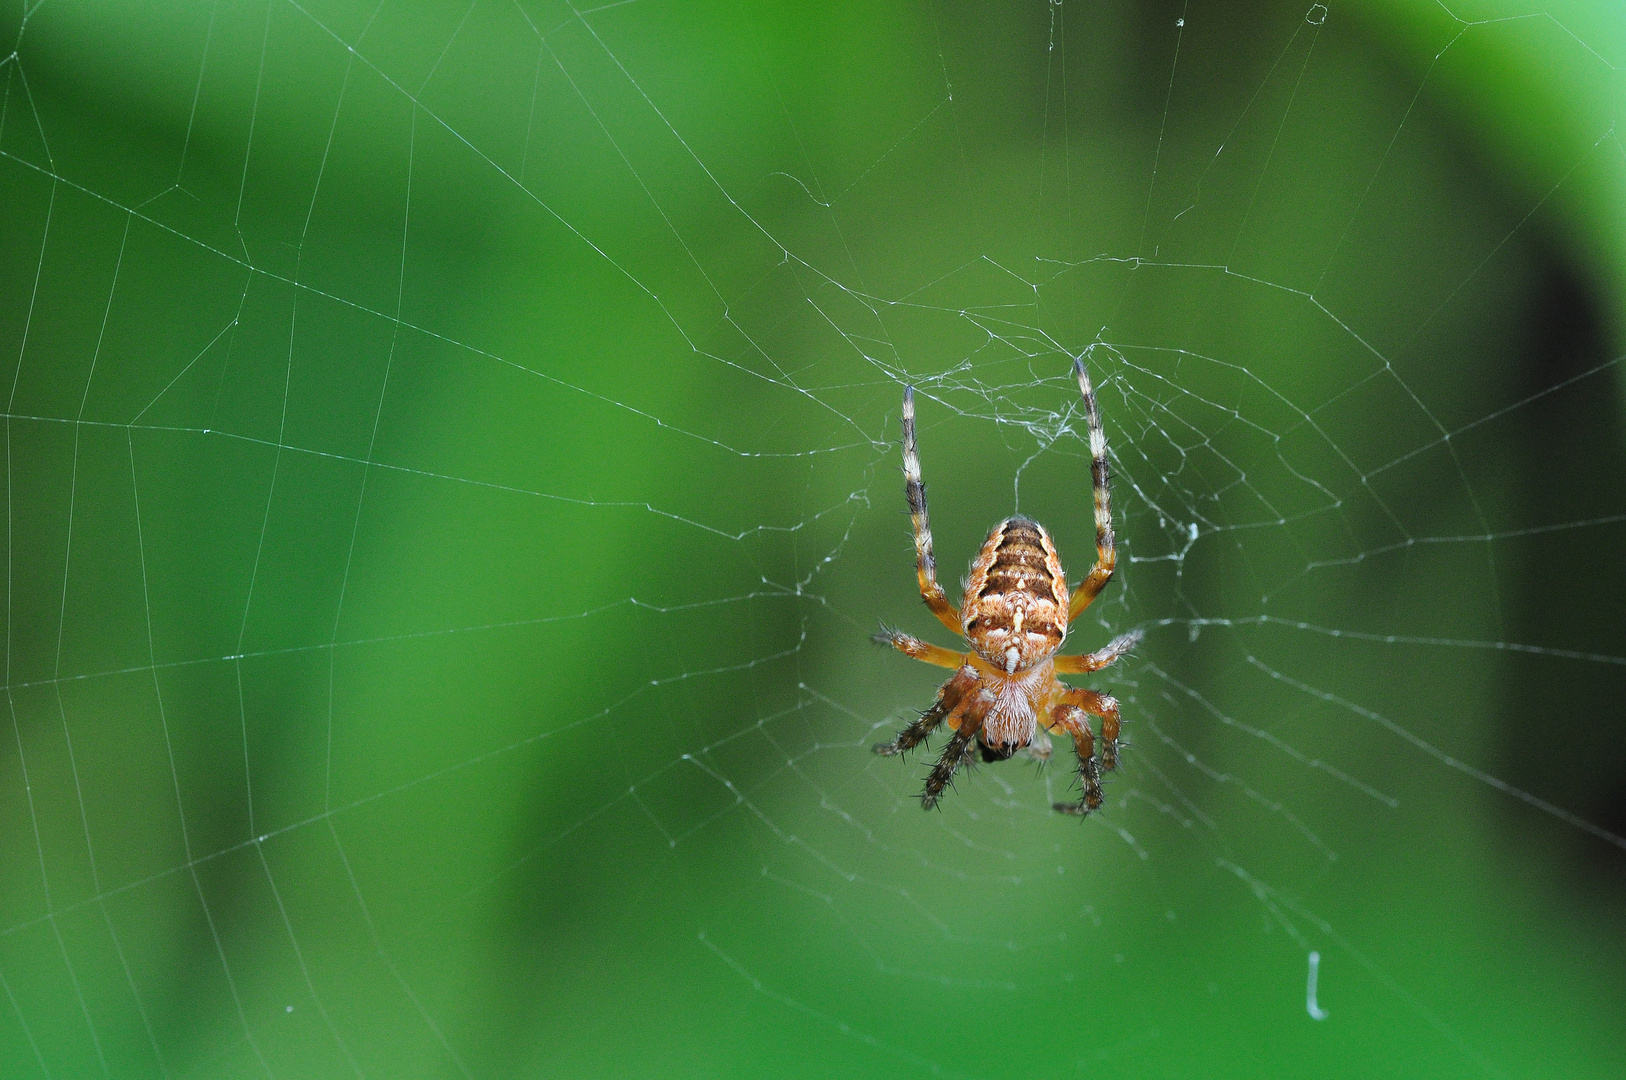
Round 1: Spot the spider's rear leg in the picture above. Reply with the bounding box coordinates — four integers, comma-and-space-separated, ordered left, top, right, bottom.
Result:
1047, 700, 1103, 816
900, 386, 963, 635
874, 665, 978, 757
920, 687, 997, 809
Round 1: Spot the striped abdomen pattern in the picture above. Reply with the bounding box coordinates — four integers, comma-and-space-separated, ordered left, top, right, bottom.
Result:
961, 516, 1068, 675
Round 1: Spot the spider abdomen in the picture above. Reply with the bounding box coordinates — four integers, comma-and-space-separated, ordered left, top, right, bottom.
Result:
962, 516, 1069, 674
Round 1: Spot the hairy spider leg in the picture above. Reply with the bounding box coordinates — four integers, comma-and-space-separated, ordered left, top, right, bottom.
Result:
1053, 628, 1142, 674
1067, 358, 1118, 624
873, 627, 964, 669
902, 386, 963, 635
921, 687, 996, 809
1047, 700, 1103, 815
873, 665, 979, 757
1057, 686, 1122, 771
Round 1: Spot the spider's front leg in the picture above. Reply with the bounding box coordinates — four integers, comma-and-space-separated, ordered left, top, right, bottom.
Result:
920, 686, 997, 809
1047, 698, 1103, 815
1072, 687, 1123, 771
1048, 687, 1124, 814
874, 665, 978, 757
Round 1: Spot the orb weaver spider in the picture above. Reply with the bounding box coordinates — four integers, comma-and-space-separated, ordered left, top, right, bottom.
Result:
874, 359, 1140, 815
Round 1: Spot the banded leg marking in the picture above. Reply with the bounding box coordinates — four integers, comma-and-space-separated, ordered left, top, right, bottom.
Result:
1067, 358, 1118, 623
902, 386, 962, 634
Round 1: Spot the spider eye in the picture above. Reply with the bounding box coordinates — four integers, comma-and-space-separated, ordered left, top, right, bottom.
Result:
964, 618, 979, 633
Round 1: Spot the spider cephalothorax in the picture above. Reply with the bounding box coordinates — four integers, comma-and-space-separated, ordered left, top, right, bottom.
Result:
874, 360, 1140, 814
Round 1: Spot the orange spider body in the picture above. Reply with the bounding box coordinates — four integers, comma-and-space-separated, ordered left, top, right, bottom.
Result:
874, 362, 1140, 814
957, 517, 1067, 751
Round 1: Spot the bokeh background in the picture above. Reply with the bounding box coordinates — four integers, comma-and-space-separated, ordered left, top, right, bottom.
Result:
2, 0, 1624, 1076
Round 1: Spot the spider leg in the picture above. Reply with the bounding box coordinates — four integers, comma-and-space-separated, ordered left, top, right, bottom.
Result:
902, 386, 963, 635
920, 686, 997, 809
1053, 628, 1142, 674
873, 626, 965, 668
1046, 700, 1102, 815
1059, 686, 1123, 772
1066, 358, 1118, 624
874, 665, 978, 757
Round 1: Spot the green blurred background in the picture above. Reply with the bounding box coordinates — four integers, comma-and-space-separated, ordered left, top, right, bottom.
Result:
2, 0, 1624, 1076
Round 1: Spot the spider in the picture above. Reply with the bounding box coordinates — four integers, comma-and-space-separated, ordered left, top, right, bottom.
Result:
874, 359, 1140, 815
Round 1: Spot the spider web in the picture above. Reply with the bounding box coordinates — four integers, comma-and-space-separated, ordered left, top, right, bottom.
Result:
1, 0, 1624, 1076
